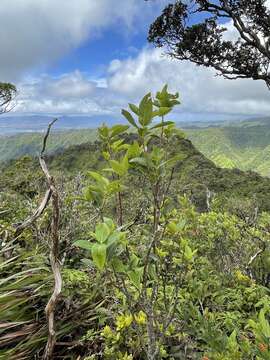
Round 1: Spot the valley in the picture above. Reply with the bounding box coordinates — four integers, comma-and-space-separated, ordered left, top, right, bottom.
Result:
2, 116, 270, 178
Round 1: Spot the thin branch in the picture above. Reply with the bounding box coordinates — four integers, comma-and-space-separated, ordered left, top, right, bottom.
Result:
247, 249, 265, 268
14, 189, 52, 236
41, 118, 58, 155
41, 119, 62, 360
246, 247, 266, 279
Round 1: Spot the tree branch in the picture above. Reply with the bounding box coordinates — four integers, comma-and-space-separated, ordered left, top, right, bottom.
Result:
14, 189, 52, 236
40, 119, 62, 360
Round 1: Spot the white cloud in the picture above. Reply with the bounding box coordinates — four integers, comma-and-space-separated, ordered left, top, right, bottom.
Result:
15, 47, 270, 119
108, 47, 270, 116
36, 71, 97, 98
15, 70, 123, 115
5, 3, 270, 121
0, 0, 165, 81
220, 20, 238, 41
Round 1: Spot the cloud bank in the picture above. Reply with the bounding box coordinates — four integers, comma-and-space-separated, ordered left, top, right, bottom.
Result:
16, 48, 270, 119
0, 0, 166, 81
1, 0, 270, 120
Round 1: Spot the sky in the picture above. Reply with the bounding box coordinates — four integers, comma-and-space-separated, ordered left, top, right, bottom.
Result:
1, 0, 270, 122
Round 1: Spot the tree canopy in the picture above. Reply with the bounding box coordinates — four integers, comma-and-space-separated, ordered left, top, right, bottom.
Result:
148, 0, 270, 88
0, 82, 17, 114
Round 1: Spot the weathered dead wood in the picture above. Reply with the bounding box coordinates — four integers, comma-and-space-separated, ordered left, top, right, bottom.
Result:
246, 235, 266, 280
12, 120, 59, 235
40, 119, 62, 360
14, 189, 52, 235
7, 118, 61, 359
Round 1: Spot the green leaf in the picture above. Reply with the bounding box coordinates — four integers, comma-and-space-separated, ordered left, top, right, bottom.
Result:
98, 124, 109, 140
170, 99, 181, 106
111, 258, 126, 273
138, 127, 148, 138
259, 309, 270, 337
184, 245, 197, 262
74, 240, 93, 251
176, 219, 186, 231
87, 171, 109, 187
127, 267, 143, 289
129, 103, 140, 115
111, 138, 125, 149
150, 121, 174, 130
83, 186, 104, 206
103, 217, 115, 231
167, 222, 178, 234
227, 330, 238, 351
155, 84, 181, 108
139, 93, 151, 109
148, 264, 158, 280
130, 254, 139, 268
91, 244, 107, 270
127, 141, 142, 159
122, 155, 129, 173
107, 232, 121, 246
122, 109, 138, 128
102, 151, 110, 161
107, 180, 123, 194
158, 107, 171, 116
110, 124, 129, 138
110, 155, 129, 176
83, 186, 95, 201
129, 157, 148, 167
95, 223, 111, 243
139, 93, 153, 126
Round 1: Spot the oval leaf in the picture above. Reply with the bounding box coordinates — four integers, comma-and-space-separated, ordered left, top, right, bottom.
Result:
74, 240, 93, 251
122, 109, 138, 128
91, 244, 107, 270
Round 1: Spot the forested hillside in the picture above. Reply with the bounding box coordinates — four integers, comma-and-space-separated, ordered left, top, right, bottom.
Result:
3, 0, 270, 358
3, 131, 270, 213
3, 118, 270, 178
188, 118, 270, 176
0, 129, 96, 163
2, 88, 270, 359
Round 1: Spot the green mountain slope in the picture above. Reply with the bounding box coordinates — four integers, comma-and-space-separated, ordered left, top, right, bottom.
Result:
2, 135, 270, 213
0, 129, 97, 163
187, 120, 270, 176
2, 117, 270, 177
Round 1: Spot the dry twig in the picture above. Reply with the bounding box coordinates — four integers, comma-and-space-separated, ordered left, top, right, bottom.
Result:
40, 119, 62, 360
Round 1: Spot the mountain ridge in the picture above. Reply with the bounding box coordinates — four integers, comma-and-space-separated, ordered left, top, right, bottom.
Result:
2, 116, 270, 176
3, 134, 270, 213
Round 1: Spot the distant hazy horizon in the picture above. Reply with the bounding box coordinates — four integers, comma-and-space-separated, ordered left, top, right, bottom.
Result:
0, 112, 259, 135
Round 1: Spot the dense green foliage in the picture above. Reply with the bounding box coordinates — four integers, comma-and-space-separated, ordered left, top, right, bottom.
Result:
4, 118, 270, 179
188, 119, 270, 176
1, 87, 270, 359
148, 0, 270, 88
0, 129, 97, 163
3, 124, 270, 213
0, 82, 16, 114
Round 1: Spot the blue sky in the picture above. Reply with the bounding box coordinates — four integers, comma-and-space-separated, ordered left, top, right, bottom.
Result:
1, 0, 270, 121
52, 27, 145, 77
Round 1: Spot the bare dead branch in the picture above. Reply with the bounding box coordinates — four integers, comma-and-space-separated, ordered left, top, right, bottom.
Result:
247, 249, 265, 268
41, 118, 58, 155
246, 247, 266, 279
40, 119, 62, 360
245, 233, 266, 279
14, 189, 52, 236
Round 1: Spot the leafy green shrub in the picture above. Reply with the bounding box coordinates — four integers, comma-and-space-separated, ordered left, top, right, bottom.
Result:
2, 86, 270, 359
